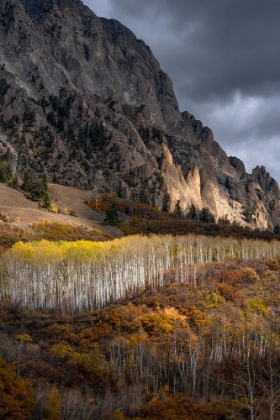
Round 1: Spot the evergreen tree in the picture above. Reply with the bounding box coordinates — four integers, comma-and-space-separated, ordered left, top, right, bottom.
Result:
10, 173, 19, 189
41, 173, 48, 190
242, 206, 255, 223
29, 180, 47, 201
104, 204, 120, 225
199, 207, 215, 223
274, 224, 280, 234
21, 171, 33, 191
21, 172, 51, 206
0, 161, 13, 183
187, 204, 198, 220
162, 193, 171, 213
173, 199, 182, 217
43, 192, 51, 208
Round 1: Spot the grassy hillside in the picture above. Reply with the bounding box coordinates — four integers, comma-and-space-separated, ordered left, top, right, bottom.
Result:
0, 183, 124, 240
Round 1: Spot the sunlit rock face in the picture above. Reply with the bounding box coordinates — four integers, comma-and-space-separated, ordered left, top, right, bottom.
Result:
0, 0, 279, 229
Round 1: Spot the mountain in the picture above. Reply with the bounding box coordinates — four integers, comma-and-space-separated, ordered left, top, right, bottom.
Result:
0, 0, 279, 229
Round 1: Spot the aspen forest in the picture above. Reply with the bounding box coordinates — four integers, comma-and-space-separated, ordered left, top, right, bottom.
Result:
1, 235, 280, 313
1, 227, 280, 419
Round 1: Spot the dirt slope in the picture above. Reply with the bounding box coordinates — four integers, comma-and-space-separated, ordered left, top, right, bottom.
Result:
0, 183, 124, 238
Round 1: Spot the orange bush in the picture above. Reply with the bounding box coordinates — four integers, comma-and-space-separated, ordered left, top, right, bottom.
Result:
0, 358, 35, 420
215, 283, 240, 301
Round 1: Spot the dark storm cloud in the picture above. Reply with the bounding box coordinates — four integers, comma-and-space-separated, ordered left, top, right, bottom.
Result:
105, 0, 280, 99
84, 0, 280, 181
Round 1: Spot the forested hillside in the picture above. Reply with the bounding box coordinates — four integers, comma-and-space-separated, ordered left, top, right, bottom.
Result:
1, 233, 280, 419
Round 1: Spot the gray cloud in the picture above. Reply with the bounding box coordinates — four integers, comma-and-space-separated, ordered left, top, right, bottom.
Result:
84, 0, 280, 182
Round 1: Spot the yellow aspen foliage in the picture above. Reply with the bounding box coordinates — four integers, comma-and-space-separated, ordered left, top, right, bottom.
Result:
10, 241, 35, 262
34, 240, 63, 262
109, 309, 123, 330
202, 290, 226, 309
141, 313, 182, 334
126, 334, 145, 347
51, 343, 76, 360
49, 203, 58, 213
245, 297, 268, 316
15, 334, 32, 343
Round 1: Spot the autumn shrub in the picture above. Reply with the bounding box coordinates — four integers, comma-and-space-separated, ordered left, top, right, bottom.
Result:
86, 193, 117, 212
0, 220, 108, 251
103, 411, 125, 420
0, 357, 35, 420
139, 393, 234, 420
108, 309, 141, 333
0, 211, 10, 222
185, 306, 211, 330
77, 328, 97, 352
48, 203, 58, 213
202, 290, 226, 309
51, 342, 108, 387
240, 267, 260, 283
141, 313, 181, 334
69, 209, 77, 217
32, 220, 107, 241
215, 283, 240, 301
264, 257, 280, 271
214, 268, 243, 285
46, 324, 76, 344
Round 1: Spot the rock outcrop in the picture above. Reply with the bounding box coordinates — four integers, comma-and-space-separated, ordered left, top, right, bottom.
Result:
0, 0, 279, 229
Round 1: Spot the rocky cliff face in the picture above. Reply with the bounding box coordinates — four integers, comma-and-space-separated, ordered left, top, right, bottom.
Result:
0, 0, 279, 229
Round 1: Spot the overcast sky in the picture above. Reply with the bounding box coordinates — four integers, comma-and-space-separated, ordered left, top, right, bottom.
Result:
83, 0, 280, 183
